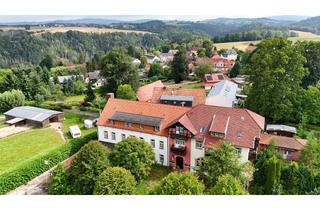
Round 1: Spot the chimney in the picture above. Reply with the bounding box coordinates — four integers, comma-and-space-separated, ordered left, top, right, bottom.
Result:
105, 93, 114, 101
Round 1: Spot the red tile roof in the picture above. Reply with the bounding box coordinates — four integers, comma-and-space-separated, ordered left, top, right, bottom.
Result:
97, 98, 190, 136
170, 104, 265, 149
209, 114, 230, 134
260, 134, 307, 151
136, 80, 164, 102
151, 87, 206, 106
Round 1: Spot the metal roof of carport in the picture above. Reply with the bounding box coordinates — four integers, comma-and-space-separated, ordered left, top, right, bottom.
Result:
4, 106, 62, 122
6, 117, 25, 124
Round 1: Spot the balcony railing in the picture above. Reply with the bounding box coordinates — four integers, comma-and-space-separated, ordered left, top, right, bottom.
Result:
169, 128, 192, 140
171, 144, 187, 155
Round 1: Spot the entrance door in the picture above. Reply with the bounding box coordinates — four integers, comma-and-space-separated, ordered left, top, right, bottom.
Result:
176, 156, 184, 170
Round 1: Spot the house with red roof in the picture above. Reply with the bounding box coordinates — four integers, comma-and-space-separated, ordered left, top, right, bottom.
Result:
136, 80, 164, 102
97, 98, 307, 171
201, 73, 230, 90
259, 134, 307, 161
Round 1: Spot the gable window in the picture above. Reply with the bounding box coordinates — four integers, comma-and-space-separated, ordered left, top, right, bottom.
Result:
121, 134, 126, 140
236, 131, 242, 138
140, 124, 144, 130
159, 154, 164, 165
175, 126, 184, 134
196, 141, 203, 149
154, 126, 160, 132
125, 122, 132, 128
111, 132, 116, 141
150, 139, 155, 148
159, 141, 164, 150
104, 131, 109, 139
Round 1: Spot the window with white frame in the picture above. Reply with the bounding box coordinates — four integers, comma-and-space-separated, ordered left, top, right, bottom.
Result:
121, 134, 126, 140
235, 147, 241, 156
159, 141, 164, 150
195, 158, 203, 167
175, 126, 184, 134
150, 139, 155, 148
154, 126, 160, 132
104, 131, 108, 139
196, 140, 203, 149
159, 154, 164, 165
111, 132, 116, 141
176, 139, 184, 145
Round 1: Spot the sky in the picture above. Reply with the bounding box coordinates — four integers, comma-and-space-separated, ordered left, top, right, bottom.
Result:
0, 0, 319, 22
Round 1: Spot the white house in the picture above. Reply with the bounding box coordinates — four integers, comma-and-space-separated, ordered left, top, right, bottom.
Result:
96, 98, 190, 166
221, 49, 238, 60
206, 80, 238, 108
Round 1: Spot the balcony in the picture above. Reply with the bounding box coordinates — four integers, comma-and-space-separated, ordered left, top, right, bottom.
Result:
169, 128, 192, 140
171, 144, 187, 155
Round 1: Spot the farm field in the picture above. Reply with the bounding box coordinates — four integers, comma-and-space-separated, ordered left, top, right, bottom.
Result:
0, 128, 64, 175
0, 26, 151, 34
215, 30, 320, 50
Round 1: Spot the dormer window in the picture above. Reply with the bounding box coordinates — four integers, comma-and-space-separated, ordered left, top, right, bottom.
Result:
210, 132, 225, 138
125, 122, 132, 128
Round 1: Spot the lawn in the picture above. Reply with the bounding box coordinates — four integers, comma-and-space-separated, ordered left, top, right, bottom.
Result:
0, 115, 8, 129
65, 95, 85, 104
134, 164, 171, 195
181, 82, 202, 89
62, 112, 96, 138
0, 128, 64, 175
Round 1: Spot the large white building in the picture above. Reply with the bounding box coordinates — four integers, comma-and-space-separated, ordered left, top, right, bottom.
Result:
96, 98, 190, 166
206, 80, 238, 108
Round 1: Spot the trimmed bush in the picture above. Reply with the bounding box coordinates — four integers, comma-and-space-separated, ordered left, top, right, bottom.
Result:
94, 167, 136, 195
210, 174, 248, 195
109, 137, 155, 181
48, 164, 72, 195
153, 172, 205, 195
70, 141, 111, 194
0, 131, 97, 195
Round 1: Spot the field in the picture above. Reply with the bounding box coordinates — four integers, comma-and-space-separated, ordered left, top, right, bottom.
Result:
0, 26, 151, 35
134, 165, 171, 195
0, 128, 64, 175
215, 30, 320, 50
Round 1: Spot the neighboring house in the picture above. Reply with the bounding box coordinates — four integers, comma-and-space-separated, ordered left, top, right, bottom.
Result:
231, 75, 248, 88
145, 53, 160, 64
159, 53, 174, 64
266, 124, 297, 137
132, 58, 141, 66
151, 87, 206, 107
85, 71, 105, 88
56, 75, 76, 85
201, 73, 230, 90
221, 49, 238, 60
167, 104, 265, 171
196, 56, 235, 73
259, 134, 307, 161
206, 80, 238, 108
4, 106, 63, 127
136, 80, 164, 102
97, 98, 190, 166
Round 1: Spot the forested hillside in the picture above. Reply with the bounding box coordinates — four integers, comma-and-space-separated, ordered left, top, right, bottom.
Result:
291, 16, 320, 34
0, 30, 164, 67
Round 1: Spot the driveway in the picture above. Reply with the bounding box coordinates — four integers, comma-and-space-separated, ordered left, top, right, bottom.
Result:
0, 125, 32, 139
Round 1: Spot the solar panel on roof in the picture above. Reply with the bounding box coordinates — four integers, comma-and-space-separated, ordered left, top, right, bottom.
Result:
218, 75, 224, 80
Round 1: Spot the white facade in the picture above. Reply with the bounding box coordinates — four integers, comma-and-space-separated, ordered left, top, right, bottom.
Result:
206, 80, 238, 108
190, 138, 205, 172
98, 126, 169, 166
190, 138, 250, 171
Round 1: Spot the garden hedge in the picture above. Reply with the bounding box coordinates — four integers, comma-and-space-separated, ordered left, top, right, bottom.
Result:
0, 131, 97, 194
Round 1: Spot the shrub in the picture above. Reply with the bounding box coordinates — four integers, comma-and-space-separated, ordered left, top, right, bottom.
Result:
0, 131, 97, 195
109, 137, 155, 181
153, 172, 204, 195
94, 167, 136, 195
70, 141, 111, 194
48, 164, 72, 195
210, 174, 248, 195
0, 89, 25, 113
